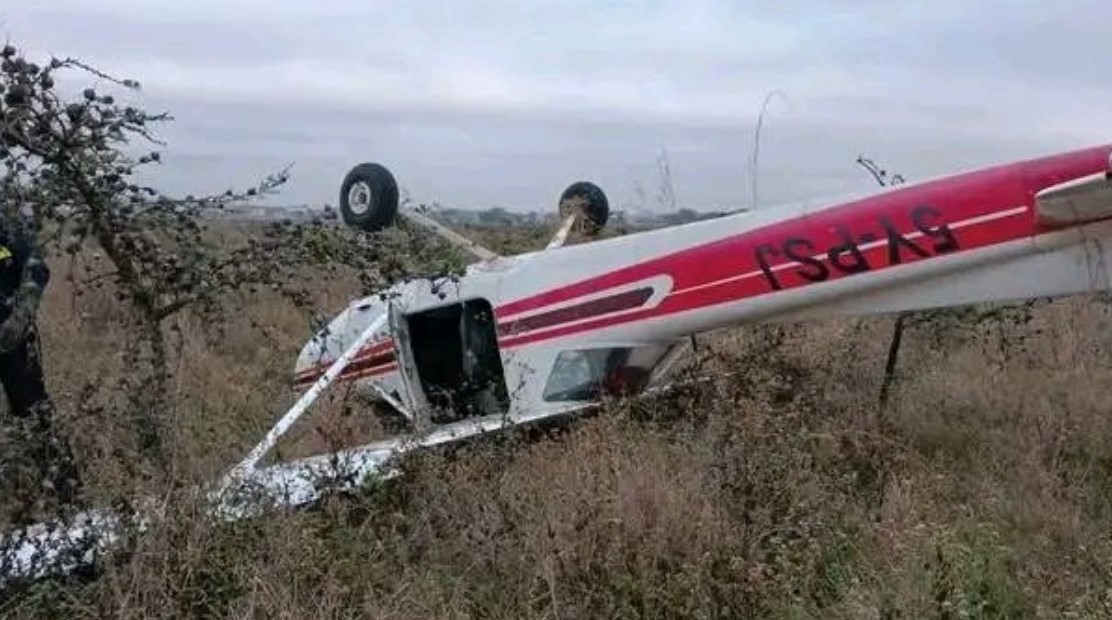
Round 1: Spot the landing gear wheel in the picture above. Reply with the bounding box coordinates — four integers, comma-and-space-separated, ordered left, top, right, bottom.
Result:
339, 163, 400, 233
558, 181, 609, 236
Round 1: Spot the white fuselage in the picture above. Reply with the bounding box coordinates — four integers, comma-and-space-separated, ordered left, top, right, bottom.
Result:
295, 143, 1112, 421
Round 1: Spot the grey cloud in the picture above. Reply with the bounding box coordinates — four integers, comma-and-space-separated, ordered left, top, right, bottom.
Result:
806, 0, 1112, 89
2, 1, 1110, 215
132, 98, 1065, 214
5, 12, 288, 66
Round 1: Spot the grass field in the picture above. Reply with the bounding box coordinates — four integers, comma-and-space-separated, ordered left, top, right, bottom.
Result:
5, 220, 1112, 619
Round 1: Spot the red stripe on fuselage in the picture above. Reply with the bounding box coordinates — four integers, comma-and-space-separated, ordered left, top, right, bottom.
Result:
294, 357, 397, 389
295, 340, 395, 380
296, 287, 656, 386
298, 145, 1111, 388
496, 203, 1030, 348
496, 162, 1027, 321
497, 286, 654, 338
492, 145, 1110, 347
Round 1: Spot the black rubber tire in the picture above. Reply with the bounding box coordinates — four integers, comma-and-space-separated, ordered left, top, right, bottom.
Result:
339, 163, 400, 232
558, 181, 609, 235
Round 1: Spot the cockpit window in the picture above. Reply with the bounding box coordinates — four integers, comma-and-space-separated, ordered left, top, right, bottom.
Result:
542, 344, 675, 402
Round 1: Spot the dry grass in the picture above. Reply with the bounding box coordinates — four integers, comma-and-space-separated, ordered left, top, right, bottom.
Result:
3, 223, 1112, 619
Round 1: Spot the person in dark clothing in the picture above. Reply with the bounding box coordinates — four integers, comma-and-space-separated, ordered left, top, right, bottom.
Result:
0, 209, 80, 523
0, 217, 52, 413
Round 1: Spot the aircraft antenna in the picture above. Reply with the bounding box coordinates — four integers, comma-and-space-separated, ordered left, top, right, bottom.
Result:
749, 89, 789, 209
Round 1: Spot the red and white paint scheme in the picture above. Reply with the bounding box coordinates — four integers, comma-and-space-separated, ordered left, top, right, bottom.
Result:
5, 143, 1112, 586
293, 143, 1112, 427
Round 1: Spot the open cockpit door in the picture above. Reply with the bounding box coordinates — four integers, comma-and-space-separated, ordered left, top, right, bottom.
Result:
403, 298, 512, 423
387, 300, 433, 428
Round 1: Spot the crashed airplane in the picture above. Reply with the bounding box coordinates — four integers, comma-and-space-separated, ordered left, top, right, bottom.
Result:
3, 142, 1112, 586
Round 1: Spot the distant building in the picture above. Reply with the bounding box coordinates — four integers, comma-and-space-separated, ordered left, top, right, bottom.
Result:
214, 203, 335, 223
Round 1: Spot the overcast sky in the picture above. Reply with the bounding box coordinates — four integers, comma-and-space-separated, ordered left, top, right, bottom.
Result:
3, 1, 1110, 214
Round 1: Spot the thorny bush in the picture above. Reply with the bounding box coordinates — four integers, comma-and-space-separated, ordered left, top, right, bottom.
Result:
0, 42, 467, 484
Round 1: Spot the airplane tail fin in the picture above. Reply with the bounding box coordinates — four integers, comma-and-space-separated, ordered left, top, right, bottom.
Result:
1034, 147, 1112, 226
1035, 169, 1112, 227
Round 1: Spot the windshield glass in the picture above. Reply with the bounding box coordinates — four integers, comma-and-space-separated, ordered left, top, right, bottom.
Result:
542, 344, 675, 401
